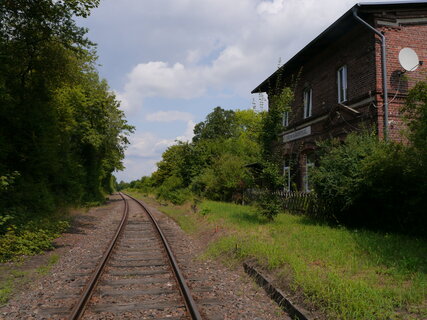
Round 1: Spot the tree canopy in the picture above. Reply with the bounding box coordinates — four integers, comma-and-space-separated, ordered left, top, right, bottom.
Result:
0, 0, 133, 223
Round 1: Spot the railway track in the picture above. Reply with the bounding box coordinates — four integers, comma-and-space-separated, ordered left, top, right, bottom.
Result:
4, 193, 290, 319
67, 192, 202, 319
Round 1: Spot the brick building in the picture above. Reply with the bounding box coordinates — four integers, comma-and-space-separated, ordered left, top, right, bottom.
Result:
252, 1, 427, 192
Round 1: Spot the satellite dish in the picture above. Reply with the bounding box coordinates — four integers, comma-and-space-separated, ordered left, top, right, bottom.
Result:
399, 48, 420, 71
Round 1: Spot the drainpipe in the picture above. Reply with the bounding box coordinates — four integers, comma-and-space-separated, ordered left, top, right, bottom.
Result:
353, 7, 389, 140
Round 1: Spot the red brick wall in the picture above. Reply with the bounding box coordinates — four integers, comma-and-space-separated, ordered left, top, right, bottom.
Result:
285, 23, 376, 125
375, 17, 427, 140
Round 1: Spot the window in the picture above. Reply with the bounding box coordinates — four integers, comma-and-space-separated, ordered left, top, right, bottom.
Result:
283, 111, 289, 127
283, 163, 291, 191
337, 65, 347, 103
303, 88, 312, 118
303, 155, 315, 192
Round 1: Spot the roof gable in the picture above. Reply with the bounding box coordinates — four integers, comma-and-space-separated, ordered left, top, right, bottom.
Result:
252, 1, 427, 94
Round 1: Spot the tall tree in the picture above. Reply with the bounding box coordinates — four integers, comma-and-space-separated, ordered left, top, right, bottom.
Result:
0, 0, 133, 218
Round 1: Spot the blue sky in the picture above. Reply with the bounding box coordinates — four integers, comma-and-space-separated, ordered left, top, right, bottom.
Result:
79, 0, 392, 182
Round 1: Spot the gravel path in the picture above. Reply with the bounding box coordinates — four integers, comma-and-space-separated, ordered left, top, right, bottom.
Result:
0, 194, 289, 319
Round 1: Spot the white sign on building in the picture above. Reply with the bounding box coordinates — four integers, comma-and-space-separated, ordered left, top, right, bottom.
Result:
283, 126, 311, 142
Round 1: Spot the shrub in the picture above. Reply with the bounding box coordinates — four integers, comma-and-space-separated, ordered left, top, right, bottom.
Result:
155, 175, 191, 205
0, 218, 69, 262
312, 131, 426, 235
191, 154, 249, 201
256, 161, 285, 220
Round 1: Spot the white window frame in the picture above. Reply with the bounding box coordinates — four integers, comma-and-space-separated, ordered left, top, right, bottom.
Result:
303, 88, 312, 119
283, 164, 291, 191
303, 156, 315, 192
283, 111, 289, 127
337, 65, 347, 103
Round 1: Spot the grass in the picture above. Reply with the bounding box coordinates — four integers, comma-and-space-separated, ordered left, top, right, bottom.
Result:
130, 192, 427, 320
0, 253, 61, 305
0, 267, 30, 305
0, 279, 13, 304
36, 254, 60, 275
200, 201, 427, 320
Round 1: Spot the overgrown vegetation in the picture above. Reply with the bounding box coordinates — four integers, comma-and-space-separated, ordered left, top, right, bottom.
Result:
0, 217, 69, 262
136, 196, 426, 320
0, 0, 132, 259
311, 79, 427, 235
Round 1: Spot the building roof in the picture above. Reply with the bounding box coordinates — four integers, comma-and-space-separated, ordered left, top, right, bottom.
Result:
251, 1, 427, 94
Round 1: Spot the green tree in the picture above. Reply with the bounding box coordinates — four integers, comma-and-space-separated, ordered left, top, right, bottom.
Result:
192, 107, 236, 142
0, 0, 132, 222
149, 106, 265, 203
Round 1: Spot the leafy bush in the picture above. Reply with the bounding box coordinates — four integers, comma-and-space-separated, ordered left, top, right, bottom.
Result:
191, 154, 249, 201
155, 175, 191, 205
256, 161, 285, 220
312, 131, 426, 235
0, 219, 69, 262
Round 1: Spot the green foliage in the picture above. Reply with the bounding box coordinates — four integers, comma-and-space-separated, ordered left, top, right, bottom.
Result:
403, 81, 427, 154
156, 175, 191, 205
0, 171, 19, 192
0, 218, 69, 262
191, 153, 249, 201
255, 87, 294, 219
36, 254, 60, 275
137, 107, 264, 203
312, 131, 426, 235
152, 142, 195, 188
256, 161, 285, 220
0, 279, 13, 304
260, 87, 293, 160
312, 132, 379, 220
192, 106, 237, 142
0, 0, 133, 224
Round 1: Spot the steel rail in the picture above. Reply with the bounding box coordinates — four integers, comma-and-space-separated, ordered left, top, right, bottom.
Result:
68, 192, 129, 320
125, 193, 203, 320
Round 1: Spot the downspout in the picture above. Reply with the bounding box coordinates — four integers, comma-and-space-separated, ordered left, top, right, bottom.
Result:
353, 7, 389, 140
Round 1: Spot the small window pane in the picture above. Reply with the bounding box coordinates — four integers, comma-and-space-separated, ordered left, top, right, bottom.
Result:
283, 111, 289, 127
304, 155, 315, 192
303, 88, 312, 118
338, 66, 347, 103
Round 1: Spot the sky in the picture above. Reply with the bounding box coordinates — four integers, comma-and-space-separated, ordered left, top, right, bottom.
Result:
79, 0, 395, 182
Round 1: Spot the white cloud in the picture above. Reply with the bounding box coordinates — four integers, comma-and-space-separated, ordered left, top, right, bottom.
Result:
257, 0, 285, 15
115, 0, 364, 114
114, 91, 131, 112
145, 111, 194, 122
116, 119, 195, 181
118, 62, 206, 112
176, 120, 195, 142
126, 132, 173, 159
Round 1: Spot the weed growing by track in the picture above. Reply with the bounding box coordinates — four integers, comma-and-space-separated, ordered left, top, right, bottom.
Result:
0, 253, 61, 304
36, 254, 60, 275
133, 193, 427, 320
0, 217, 69, 262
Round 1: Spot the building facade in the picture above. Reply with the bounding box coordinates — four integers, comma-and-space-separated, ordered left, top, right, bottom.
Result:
252, 1, 427, 191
